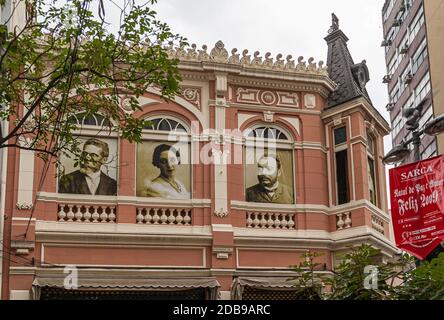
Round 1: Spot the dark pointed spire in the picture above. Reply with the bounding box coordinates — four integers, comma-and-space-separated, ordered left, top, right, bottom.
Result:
324, 13, 372, 108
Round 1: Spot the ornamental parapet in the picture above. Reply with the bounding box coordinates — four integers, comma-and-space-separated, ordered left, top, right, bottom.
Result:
167, 40, 329, 77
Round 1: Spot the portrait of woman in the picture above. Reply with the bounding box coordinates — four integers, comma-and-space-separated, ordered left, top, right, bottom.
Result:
137, 143, 191, 199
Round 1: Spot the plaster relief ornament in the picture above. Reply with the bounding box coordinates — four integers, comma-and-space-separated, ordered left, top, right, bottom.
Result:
263, 52, 273, 68
176, 45, 187, 59
214, 208, 229, 218
169, 41, 328, 75
198, 45, 210, 61
307, 57, 317, 72
251, 51, 262, 67
260, 91, 277, 106
273, 54, 285, 70
181, 87, 201, 109
210, 40, 229, 63
240, 49, 251, 65
285, 55, 295, 70
187, 44, 198, 60
228, 48, 240, 64
296, 56, 306, 71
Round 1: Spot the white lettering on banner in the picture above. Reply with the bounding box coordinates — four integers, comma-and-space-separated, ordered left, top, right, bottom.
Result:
398, 197, 419, 216
400, 165, 433, 181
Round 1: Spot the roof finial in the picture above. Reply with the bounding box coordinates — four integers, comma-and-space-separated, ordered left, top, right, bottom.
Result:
328, 13, 339, 34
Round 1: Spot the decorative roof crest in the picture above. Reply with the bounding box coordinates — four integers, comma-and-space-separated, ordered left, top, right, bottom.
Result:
165, 41, 328, 76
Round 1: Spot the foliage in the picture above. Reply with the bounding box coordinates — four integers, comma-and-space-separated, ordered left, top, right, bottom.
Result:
289, 251, 324, 300
323, 244, 407, 300
396, 252, 444, 300
289, 245, 444, 300
0, 0, 186, 164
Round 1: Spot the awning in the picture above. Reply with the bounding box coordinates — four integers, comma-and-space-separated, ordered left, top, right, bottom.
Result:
32, 276, 220, 300
231, 277, 318, 300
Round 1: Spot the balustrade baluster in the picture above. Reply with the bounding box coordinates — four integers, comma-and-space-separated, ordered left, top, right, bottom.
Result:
67, 205, 75, 222
91, 206, 100, 222
58, 205, 67, 221
176, 209, 184, 225
183, 210, 191, 225
168, 209, 176, 224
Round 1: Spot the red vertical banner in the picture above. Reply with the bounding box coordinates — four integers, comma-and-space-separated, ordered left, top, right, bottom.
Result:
389, 154, 444, 260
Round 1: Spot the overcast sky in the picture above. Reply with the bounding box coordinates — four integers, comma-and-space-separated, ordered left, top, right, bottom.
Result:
152, 0, 392, 149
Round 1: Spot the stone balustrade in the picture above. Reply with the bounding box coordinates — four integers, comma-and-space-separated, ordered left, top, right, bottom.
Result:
246, 212, 295, 230
371, 215, 385, 235
136, 208, 192, 225
57, 204, 116, 223
336, 212, 352, 230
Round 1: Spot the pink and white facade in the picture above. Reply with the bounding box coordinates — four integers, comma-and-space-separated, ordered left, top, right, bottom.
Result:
1, 18, 399, 300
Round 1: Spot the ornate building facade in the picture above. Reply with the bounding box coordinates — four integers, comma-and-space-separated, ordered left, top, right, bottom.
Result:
2, 16, 398, 300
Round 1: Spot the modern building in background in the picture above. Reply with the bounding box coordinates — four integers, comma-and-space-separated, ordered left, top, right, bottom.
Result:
382, 0, 444, 163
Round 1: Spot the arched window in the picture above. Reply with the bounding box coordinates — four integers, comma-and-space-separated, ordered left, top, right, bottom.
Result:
143, 117, 188, 133
68, 112, 110, 127
247, 127, 289, 141
244, 124, 295, 205
59, 112, 118, 197
137, 115, 191, 200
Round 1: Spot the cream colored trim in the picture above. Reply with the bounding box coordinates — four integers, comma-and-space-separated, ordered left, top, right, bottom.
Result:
293, 142, 328, 153
212, 224, 234, 233
35, 267, 213, 278
230, 199, 390, 221
220, 291, 231, 300
321, 97, 391, 134
145, 87, 208, 129
36, 221, 213, 245
36, 220, 211, 235
12, 217, 37, 221
10, 290, 30, 300
228, 75, 334, 98
41, 243, 207, 268
325, 122, 333, 207
17, 147, 35, 210
230, 102, 322, 115
237, 113, 257, 129
280, 117, 300, 136
9, 267, 37, 275
36, 192, 211, 208
234, 226, 398, 253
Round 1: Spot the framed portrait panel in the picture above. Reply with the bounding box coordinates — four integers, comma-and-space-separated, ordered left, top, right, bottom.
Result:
58, 137, 118, 196
244, 147, 294, 204
136, 141, 191, 199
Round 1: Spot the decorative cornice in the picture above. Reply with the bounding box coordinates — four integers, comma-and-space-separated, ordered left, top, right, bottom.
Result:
228, 75, 333, 98
321, 97, 391, 134
168, 41, 328, 76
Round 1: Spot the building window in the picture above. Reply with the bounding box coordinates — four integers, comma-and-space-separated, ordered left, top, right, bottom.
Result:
137, 116, 191, 199
247, 127, 289, 141
409, 5, 425, 43
367, 134, 377, 206
391, 110, 405, 139
414, 72, 431, 106
389, 81, 401, 103
334, 126, 349, 205
418, 105, 433, 130
334, 126, 347, 145
59, 112, 118, 196
383, 0, 395, 22
244, 125, 294, 205
143, 117, 187, 132
411, 38, 428, 74
421, 140, 437, 160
